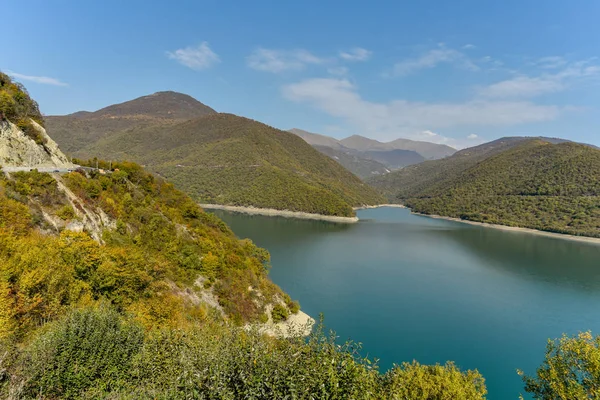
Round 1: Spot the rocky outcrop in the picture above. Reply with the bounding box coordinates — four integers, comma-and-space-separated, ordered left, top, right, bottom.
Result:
53, 176, 116, 242
0, 119, 74, 168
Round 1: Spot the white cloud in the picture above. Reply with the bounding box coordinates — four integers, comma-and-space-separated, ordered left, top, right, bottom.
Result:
6, 71, 68, 86
247, 48, 326, 73
479, 59, 600, 98
339, 47, 372, 62
282, 78, 561, 143
415, 131, 483, 149
480, 76, 564, 98
462, 44, 476, 50
535, 56, 568, 69
167, 42, 220, 70
390, 45, 479, 77
327, 66, 349, 76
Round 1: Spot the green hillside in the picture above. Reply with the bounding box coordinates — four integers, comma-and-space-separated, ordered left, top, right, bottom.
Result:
374, 140, 600, 237
73, 113, 385, 216
0, 164, 295, 329
369, 137, 536, 198
0, 164, 488, 399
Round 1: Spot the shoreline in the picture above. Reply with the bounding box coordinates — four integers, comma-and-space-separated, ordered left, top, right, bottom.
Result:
247, 310, 315, 339
413, 212, 600, 245
353, 204, 406, 210
199, 204, 359, 223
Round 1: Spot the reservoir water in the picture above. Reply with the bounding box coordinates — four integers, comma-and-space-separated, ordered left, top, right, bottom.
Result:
212, 207, 600, 399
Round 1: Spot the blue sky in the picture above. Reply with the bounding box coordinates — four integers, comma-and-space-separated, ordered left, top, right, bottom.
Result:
3, 0, 600, 148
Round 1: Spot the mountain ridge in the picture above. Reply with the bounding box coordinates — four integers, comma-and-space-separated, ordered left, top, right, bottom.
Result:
47, 96, 385, 216
46, 91, 216, 154
288, 128, 449, 179
340, 134, 457, 159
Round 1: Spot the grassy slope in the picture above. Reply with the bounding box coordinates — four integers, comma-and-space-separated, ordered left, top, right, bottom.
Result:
398, 140, 600, 237
79, 113, 385, 216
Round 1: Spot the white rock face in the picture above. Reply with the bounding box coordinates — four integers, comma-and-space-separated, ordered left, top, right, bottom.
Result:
0, 119, 74, 168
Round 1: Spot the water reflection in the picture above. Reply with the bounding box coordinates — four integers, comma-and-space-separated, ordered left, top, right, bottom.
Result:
430, 222, 600, 292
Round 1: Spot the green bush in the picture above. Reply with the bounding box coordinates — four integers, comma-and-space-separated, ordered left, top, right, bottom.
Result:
19, 307, 144, 399
0, 72, 44, 127
56, 204, 76, 220
284, 293, 300, 314
519, 331, 600, 399
17, 118, 47, 145
383, 361, 487, 399
1, 308, 489, 399
271, 303, 289, 323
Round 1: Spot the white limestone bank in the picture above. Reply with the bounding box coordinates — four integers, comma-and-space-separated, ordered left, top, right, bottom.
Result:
353, 204, 406, 210
252, 310, 315, 339
199, 204, 359, 223
414, 212, 600, 245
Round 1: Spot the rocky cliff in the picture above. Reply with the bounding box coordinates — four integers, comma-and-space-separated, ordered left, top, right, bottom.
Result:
0, 119, 74, 168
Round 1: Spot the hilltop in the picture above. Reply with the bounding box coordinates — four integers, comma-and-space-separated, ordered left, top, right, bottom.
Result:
370, 138, 600, 237
289, 128, 345, 149
47, 95, 385, 217
46, 91, 216, 153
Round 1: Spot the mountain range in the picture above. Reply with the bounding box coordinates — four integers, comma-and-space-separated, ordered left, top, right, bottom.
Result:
288, 128, 456, 179
46, 92, 384, 217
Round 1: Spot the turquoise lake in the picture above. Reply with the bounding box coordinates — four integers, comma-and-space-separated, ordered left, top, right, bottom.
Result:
212, 207, 600, 399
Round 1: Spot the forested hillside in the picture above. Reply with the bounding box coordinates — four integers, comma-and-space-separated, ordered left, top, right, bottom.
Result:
71, 113, 385, 216
0, 164, 299, 328
372, 139, 600, 237
0, 165, 489, 398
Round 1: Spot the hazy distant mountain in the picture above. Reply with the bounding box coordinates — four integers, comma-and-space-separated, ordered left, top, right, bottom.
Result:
47, 94, 385, 216
312, 145, 390, 179
387, 138, 457, 159
289, 129, 428, 178
363, 149, 425, 169
340, 135, 456, 160
337, 135, 378, 151
288, 128, 345, 149
46, 91, 216, 154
